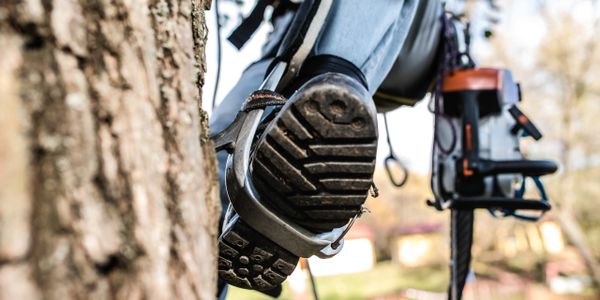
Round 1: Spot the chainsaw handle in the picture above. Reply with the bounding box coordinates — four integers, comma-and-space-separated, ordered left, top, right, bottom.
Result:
479, 159, 557, 177
448, 197, 552, 211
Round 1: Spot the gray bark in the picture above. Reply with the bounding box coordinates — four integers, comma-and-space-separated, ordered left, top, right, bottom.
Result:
0, 0, 220, 299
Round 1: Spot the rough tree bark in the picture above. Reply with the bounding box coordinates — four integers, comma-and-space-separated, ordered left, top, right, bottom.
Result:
0, 0, 220, 299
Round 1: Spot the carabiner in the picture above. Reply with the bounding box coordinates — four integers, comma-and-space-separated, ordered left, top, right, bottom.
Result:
382, 113, 409, 188
384, 153, 409, 187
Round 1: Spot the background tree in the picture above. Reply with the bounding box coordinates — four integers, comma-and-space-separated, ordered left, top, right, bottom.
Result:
479, 0, 600, 289
0, 0, 220, 299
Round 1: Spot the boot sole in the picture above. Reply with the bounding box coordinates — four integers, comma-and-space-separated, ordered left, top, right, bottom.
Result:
218, 74, 378, 291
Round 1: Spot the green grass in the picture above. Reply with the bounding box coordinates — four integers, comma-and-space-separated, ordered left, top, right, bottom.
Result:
226, 261, 447, 300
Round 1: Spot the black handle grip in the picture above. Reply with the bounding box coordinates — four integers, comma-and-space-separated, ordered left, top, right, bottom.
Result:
479, 159, 558, 177
450, 197, 552, 211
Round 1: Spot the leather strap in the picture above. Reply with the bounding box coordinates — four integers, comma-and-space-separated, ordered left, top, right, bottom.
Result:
241, 90, 287, 111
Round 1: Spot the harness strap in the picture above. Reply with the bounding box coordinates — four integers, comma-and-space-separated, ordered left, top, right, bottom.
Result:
228, 0, 301, 50
228, 0, 272, 49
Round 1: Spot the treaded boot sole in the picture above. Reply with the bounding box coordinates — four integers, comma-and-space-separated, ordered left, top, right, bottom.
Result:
253, 73, 378, 232
218, 218, 298, 292
218, 73, 377, 291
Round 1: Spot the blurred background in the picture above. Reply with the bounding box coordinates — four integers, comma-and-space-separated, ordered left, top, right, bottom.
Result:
204, 0, 600, 299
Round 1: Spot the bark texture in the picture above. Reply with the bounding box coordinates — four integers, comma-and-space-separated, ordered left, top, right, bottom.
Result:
0, 0, 220, 299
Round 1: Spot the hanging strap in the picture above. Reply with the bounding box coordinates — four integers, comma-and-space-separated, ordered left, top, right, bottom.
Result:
228, 0, 272, 49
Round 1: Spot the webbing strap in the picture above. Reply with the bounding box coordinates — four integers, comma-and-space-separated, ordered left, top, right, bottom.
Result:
228, 0, 272, 49
487, 176, 549, 221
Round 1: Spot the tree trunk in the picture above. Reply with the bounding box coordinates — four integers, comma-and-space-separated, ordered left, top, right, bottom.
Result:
0, 0, 220, 299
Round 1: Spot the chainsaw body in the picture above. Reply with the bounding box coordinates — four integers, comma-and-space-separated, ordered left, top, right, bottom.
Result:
431, 68, 557, 215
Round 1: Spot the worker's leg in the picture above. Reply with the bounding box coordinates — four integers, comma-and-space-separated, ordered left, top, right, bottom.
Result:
212, 0, 426, 294
312, 0, 418, 93
211, 0, 421, 138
